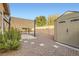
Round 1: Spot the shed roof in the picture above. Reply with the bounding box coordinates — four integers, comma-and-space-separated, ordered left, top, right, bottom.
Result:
55, 11, 79, 22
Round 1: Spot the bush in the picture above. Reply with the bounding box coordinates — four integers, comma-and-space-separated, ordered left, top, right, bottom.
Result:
0, 28, 21, 50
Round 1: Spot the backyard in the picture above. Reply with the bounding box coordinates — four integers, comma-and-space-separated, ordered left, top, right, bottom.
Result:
0, 3, 79, 56
0, 28, 79, 56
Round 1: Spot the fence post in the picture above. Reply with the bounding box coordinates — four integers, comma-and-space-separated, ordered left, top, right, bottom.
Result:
34, 19, 36, 37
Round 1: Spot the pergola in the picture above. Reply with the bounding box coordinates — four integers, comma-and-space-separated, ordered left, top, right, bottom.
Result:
0, 3, 11, 34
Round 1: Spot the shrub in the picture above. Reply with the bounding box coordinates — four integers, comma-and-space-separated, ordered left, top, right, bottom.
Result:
0, 28, 21, 50
9, 28, 21, 49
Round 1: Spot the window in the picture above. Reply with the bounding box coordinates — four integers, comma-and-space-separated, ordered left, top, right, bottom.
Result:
59, 21, 65, 23
71, 19, 79, 22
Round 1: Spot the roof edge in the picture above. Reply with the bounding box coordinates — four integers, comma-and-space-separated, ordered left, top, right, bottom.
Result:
54, 10, 79, 22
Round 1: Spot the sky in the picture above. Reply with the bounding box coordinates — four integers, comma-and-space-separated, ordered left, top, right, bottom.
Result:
9, 3, 79, 20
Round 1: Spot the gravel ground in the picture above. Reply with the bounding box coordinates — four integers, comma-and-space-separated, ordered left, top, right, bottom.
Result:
0, 29, 79, 56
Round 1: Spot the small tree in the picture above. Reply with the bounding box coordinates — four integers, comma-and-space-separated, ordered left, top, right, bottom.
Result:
35, 16, 47, 27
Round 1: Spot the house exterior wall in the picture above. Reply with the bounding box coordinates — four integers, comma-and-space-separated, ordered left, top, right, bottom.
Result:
54, 12, 79, 48
11, 17, 34, 32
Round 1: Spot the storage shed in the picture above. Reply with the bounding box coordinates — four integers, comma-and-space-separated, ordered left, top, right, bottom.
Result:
54, 11, 79, 48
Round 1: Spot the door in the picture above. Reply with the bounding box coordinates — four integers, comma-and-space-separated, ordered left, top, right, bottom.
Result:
67, 18, 79, 48
56, 20, 69, 43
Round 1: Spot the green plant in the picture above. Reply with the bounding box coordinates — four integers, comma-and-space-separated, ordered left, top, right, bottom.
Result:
0, 28, 21, 50
9, 28, 21, 49
10, 39, 20, 49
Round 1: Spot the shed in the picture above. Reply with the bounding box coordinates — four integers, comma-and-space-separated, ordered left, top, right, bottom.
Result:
54, 11, 79, 48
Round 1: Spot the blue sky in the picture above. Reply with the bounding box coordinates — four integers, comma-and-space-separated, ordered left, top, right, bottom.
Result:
9, 3, 79, 20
